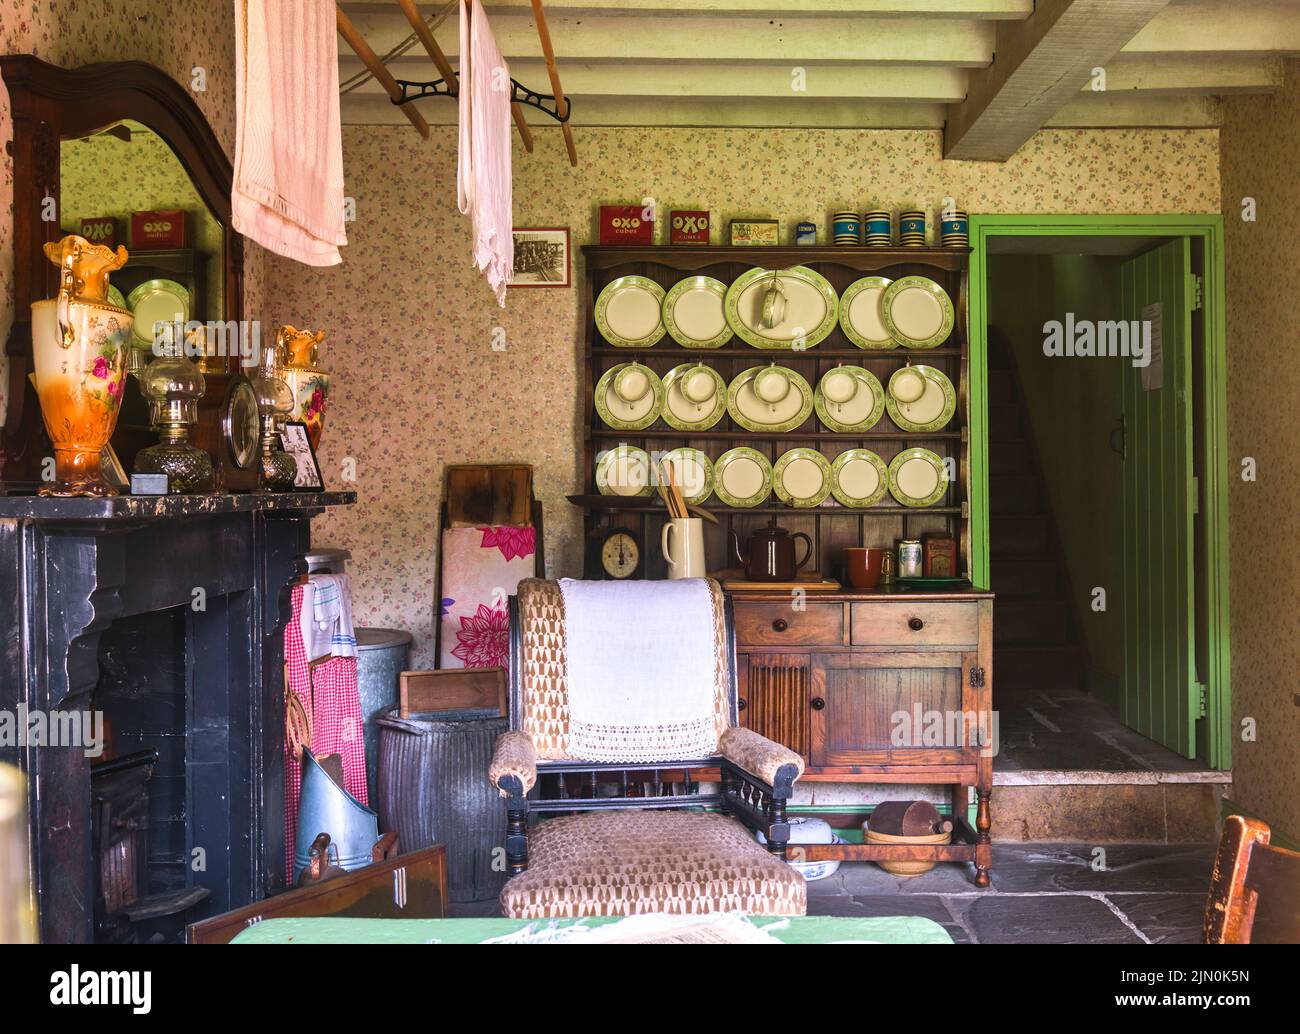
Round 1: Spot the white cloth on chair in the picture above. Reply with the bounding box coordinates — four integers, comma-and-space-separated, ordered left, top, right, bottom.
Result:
558, 578, 718, 763
456, 0, 514, 305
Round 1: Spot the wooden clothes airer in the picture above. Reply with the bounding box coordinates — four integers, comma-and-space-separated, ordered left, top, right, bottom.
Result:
335, 0, 578, 166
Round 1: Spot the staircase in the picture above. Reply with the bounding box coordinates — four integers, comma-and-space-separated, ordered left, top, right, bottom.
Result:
986, 337, 1088, 696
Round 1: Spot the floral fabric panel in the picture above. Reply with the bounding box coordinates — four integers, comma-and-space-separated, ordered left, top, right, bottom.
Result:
439, 524, 537, 675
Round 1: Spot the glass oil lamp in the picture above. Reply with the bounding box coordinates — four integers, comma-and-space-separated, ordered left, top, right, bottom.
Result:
251, 342, 298, 491
134, 322, 214, 493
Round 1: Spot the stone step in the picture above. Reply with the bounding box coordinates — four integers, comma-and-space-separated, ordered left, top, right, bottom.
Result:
989, 554, 1062, 598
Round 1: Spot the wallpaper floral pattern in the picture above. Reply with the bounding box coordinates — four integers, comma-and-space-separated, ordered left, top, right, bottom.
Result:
1220, 60, 1300, 841
257, 123, 1220, 667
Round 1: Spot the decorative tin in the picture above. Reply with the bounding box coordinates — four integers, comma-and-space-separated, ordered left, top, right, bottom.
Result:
899, 210, 926, 247
898, 539, 923, 578
795, 220, 817, 245
130, 209, 189, 250
599, 204, 653, 245
729, 219, 779, 246
831, 210, 861, 246
863, 210, 892, 246
922, 534, 958, 577
941, 209, 969, 248
78, 216, 119, 248
670, 209, 710, 245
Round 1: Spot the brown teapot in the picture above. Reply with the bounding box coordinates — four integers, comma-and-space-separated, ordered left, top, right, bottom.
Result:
730, 517, 813, 582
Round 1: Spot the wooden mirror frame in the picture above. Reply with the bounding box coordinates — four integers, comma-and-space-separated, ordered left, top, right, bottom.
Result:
0, 56, 244, 483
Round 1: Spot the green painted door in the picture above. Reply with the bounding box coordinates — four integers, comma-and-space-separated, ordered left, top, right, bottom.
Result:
1118, 239, 1197, 758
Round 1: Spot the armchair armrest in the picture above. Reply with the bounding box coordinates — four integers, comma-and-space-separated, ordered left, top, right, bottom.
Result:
718, 727, 804, 791
489, 730, 538, 797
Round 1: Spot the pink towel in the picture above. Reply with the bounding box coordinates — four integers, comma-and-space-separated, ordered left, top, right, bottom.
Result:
233, 0, 348, 266
457, 0, 514, 306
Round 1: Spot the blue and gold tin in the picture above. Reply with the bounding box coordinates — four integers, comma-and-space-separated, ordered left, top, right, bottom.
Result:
832, 210, 862, 245
795, 220, 818, 245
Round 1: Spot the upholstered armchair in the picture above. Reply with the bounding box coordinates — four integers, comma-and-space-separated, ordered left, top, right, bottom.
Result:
488, 578, 806, 919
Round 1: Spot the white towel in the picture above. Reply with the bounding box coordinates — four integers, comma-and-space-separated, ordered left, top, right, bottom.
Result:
233, 0, 348, 266
300, 574, 358, 663
559, 578, 719, 763
457, 0, 514, 306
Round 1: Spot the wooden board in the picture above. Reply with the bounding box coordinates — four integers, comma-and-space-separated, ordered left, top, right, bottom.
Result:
723, 578, 841, 592
400, 667, 507, 718
445, 464, 534, 527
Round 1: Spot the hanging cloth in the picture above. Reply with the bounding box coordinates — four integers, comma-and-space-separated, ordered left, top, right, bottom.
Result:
457, 0, 514, 305
233, 0, 349, 266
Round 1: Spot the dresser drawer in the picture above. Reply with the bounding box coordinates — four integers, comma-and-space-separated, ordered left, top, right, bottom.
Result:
850, 601, 979, 648
734, 602, 843, 646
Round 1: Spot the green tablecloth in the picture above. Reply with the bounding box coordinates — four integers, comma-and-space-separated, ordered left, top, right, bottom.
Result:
231, 915, 952, 945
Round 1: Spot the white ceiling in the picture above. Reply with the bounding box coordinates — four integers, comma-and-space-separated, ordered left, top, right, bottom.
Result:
336, 0, 1300, 157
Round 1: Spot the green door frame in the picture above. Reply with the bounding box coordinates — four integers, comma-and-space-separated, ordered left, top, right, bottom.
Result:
967, 213, 1231, 770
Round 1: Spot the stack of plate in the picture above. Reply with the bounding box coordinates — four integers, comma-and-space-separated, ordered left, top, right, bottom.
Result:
899, 210, 927, 247
941, 209, 969, 249
863, 209, 892, 247
831, 210, 861, 246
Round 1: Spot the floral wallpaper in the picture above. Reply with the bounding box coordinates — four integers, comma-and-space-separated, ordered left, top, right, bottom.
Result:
1220, 60, 1300, 842
257, 123, 1221, 667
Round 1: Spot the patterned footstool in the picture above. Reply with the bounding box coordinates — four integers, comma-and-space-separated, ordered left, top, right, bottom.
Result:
499, 809, 807, 919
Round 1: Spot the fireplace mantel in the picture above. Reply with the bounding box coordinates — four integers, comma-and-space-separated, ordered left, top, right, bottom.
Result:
0, 491, 355, 943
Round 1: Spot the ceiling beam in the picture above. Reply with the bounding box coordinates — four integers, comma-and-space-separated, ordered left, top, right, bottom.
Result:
1049, 93, 1222, 127
1088, 55, 1284, 95
341, 0, 1031, 16
1122, 1, 1300, 57
943, 0, 1171, 161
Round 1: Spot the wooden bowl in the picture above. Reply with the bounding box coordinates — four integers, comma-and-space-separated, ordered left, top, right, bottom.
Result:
863, 827, 952, 877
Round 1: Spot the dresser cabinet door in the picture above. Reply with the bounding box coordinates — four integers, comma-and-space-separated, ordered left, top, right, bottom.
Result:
808, 652, 981, 768
737, 652, 811, 760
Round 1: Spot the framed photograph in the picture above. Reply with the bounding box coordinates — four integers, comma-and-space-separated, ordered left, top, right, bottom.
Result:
279, 421, 324, 491
510, 227, 571, 287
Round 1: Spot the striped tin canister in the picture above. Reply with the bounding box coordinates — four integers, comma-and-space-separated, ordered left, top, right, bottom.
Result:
941, 209, 969, 248
863, 209, 892, 247
832, 210, 862, 246
899, 210, 927, 247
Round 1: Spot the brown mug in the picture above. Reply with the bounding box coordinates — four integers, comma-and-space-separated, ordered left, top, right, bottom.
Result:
843, 546, 886, 589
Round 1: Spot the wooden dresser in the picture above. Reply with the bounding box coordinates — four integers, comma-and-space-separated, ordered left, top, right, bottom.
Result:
732, 586, 994, 885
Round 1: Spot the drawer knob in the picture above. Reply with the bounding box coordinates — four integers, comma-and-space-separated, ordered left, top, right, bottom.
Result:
772, 618, 789, 632
810, 697, 825, 711
908, 617, 924, 631
737, 698, 747, 711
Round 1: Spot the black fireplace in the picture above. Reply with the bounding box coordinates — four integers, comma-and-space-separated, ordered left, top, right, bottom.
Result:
0, 491, 353, 943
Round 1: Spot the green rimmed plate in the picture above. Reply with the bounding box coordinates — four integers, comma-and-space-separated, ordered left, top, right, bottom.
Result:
660, 447, 714, 506
661, 362, 726, 432
838, 275, 897, 350
127, 277, 190, 347
815, 365, 885, 433
662, 276, 731, 348
880, 276, 954, 349
724, 265, 838, 350
713, 447, 772, 508
888, 447, 949, 508
773, 448, 833, 508
727, 364, 814, 433
107, 284, 128, 311
594, 361, 665, 431
884, 364, 956, 433
595, 275, 666, 347
596, 444, 654, 498
831, 449, 890, 507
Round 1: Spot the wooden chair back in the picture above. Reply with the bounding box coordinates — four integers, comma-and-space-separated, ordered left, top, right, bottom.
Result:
1204, 815, 1300, 943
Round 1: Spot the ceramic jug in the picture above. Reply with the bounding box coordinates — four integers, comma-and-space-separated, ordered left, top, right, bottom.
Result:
276, 324, 330, 449
730, 516, 813, 582
30, 234, 132, 497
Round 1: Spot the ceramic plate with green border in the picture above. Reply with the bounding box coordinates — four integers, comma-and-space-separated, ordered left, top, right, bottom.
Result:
879, 275, 954, 350
594, 362, 665, 431
107, 284, 128, 311
884, 364, 956, 433
662, 276, 732, 348
713, 447, 773, 508
727, 364, 814, 433
660, 362, 727, 432
127, 277, 190, 347
595, 275, 666, 347
596, 444, 654, 497
815, 366, 885, 433
660, 447, 714, 505
831, 448, 890, 507
838, 275, 897, 350
773, 447, 833, 508
724, 266, 838, 350
887, 447, 949, 508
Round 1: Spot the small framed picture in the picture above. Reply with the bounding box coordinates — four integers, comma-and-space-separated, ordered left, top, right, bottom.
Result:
510, 227, 570, 287
279, 421, 324, 491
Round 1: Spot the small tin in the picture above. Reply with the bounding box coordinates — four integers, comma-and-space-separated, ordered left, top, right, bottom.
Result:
940, 209, 969, 248
831, 210, 861, 246
863, 209, 892, 246
897, 539, 923, 578
599, 204, 654, 245
922, 534, 958, 577
671, 209, 710, 245
729, 219, 779, 246
795, 220, 818, 246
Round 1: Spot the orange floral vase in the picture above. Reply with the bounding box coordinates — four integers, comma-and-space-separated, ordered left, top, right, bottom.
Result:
30, 235, 133, 496
276, 325, 330, 450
